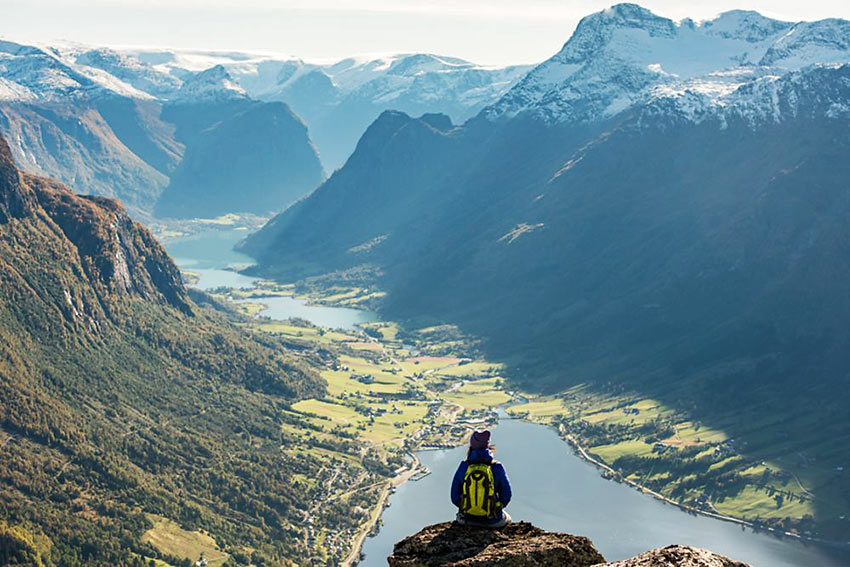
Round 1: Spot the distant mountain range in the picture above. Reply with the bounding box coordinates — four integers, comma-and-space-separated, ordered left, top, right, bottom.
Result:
0, 40, 529, 217
122, 49, 532, 170
241, 4, 850, 539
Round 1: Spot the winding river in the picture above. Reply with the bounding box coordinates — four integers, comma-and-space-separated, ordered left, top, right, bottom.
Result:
165, 227, 378, 329
164, 228, 849, 567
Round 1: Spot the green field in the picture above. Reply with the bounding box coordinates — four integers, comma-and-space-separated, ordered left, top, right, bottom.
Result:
589, 439, 656, 462
506, 396, 567, 421
713, 485, 815, 519
442, 380, 512, 411
142, 516, 230, 567
507, 386, 830, 532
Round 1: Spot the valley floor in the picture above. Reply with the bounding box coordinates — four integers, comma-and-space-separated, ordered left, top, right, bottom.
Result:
235, 308, 509, 565
147, 217, 848, 564
131, 276, 510, 565
271, 281, 849, 552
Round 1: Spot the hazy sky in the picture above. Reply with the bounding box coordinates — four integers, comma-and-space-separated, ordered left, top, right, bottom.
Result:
3, 0, 850, 65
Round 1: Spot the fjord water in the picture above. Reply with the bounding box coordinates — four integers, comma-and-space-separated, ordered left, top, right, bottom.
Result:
165, 228, 846, 567
164, 227, 379, 329
360, 415, 848, 567
165, 227, 259, 289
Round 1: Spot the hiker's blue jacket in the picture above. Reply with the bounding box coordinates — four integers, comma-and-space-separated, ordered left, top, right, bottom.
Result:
450, 448, 512, 509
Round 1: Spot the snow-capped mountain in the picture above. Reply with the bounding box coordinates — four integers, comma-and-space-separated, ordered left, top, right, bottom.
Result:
123, 48, 528, 108
123, 49, 531, 167
0, 39, 528, 209
4, 3, 847, 214
638, 63, 850, 126
0, 41, 530, 168
484, 3, 850, 123
0, 40, 152, 102
0, 40, 326, 217
172, 64, 247, 102
68, 45, 181, 98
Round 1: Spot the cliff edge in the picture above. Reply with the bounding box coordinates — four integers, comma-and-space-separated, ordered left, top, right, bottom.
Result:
387, 522, 749, 567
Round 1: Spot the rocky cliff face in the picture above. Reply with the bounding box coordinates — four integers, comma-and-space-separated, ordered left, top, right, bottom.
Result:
0, 134, 190, 316
154, 100, 325, 218
388, 523, 749, 567
388, 522, 604, 567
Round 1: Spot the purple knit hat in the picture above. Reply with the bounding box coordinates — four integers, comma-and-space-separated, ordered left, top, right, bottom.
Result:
469, 430, 491, 450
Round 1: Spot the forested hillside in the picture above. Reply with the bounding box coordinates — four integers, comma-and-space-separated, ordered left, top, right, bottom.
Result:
0, 135, 348, 566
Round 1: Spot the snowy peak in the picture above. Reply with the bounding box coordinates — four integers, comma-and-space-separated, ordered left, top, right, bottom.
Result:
485, 4, 850, 123
642, 63, 850, 125
0, 41, 96, 101
760, 19, 850, 67
0, 41, 160, 101
558, 3, 676, 63
71, 47, 180, 98
702, 10, 792, 42
385, 53, 472, 76
174, 64, 247, 102
0, 39, 528, 117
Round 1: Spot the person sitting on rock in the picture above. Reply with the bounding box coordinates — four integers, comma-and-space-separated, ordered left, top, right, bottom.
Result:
451, 429, 512, 528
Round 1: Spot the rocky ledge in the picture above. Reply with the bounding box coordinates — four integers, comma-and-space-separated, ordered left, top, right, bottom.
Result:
604, 545, 749, 567
387, 522, 749, 567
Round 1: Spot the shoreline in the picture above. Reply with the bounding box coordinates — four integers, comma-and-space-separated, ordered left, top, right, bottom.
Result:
342, 401, 850, 567
558, 425, 850, 553
341, 453, 423, 567
343, 409, 850, 567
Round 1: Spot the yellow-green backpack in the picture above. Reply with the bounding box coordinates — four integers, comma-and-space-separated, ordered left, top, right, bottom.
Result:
461, 463, 497, 519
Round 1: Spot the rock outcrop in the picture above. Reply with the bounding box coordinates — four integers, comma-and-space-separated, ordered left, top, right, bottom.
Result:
602, 545, 749, 567
387, 523, 750, 567
388, 522, 605, 567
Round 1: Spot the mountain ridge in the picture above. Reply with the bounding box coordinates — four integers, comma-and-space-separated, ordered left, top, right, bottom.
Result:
1, 38, 530, 208
0, 37, 327, 219
2, 40, 531, 170
483, 3, 850, 123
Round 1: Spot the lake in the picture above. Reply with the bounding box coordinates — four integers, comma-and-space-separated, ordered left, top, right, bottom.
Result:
359, 415, 849, 567
163, 227, 379, 329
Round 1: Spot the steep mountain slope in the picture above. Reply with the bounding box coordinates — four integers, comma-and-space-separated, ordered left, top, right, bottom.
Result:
155, 100, 324, 218
241, 5, 850, 539
0, 100, 171, 213
239, 109, 469, 271
258, 54, 531, 169
0, 135, 341, 566
0, 41, 175, 214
